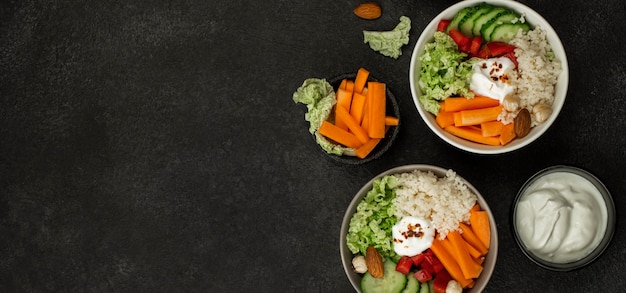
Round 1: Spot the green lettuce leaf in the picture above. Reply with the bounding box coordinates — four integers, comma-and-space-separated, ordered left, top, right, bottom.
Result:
418, 31, 477, 115
363, 16, 411, 59
346, 175, 400, 261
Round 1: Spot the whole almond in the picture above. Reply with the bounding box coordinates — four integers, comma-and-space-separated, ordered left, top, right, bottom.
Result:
354, 2, 382, 20
514, 108, 531, 138
365, 246, 384, 278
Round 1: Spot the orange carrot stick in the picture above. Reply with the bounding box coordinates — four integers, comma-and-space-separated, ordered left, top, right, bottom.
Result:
464, 238, 482, 259
459, 223, 488, 256
336, 105, 370, 144
339, 79, 347, 90
454, 105, 503, 127
335, 87, 353, 130
350, 92, 367, 125
354, 68, 370, 94
470, 210, 491, 249
384, 116, 399, 126
367, 81, 386, 138
355, 137, 382, 159
436, 111, 455, 128
317, 121, 362, 149
444, 125, 501, 146
481, 120, 506, 137
447, 231, 483, 279
431, 238, 474, 288
499, 123, 516, 145
346, 80, 354, 93
443, 96, 500, 112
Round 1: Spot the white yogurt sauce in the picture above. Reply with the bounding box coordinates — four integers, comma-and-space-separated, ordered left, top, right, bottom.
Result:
470, 57, 517, 101
515, 171, 608, 263
392, 216, 435, 256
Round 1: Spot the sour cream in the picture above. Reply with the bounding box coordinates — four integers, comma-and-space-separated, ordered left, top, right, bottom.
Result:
514, 171, 608, 263
392, 216, 435, 256
470, 57, 517, 101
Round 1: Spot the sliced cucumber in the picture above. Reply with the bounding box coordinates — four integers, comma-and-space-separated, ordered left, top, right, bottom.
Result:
446, 7, 473, 33
481, 12, 518, 42
402, 273, 420, 293
419, 281, 430, 293
490, 22, 530, 42
459, 4, 493, 36
361, 259, 408, 293
471, 7, 508, 37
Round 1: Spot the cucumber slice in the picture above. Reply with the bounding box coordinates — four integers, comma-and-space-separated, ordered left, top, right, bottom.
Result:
471, 7, 508, 37
446, 7, 473, 33
459, 4, 493, 36
361, 259, 408, 293
419, 281, 430, 293
402, 273, 420, 293
481, 12, 518, 42
490, 22, 531, 42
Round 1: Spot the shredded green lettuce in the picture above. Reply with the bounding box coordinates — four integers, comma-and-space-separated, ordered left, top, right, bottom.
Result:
363, 16, 411, 59
418, 31, 477, 115
346, 175, 400, 261
292, 78, 354, 156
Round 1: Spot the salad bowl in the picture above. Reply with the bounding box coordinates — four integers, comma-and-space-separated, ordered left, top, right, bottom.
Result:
409, 0, 569, 154
340, 165, 498, 292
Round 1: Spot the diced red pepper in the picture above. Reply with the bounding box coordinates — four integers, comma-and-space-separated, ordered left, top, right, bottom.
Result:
448, 29, 471, 52
395, 256, 413, 275
411, 253, 426, 266
421, 256, 435, 275
469, 36, 483, 56
432, 269, 453, 293
414, 269, 433, 283
503, 51, 519, 68
437, 19, 451, 32
430, 256, 444, 274
486, 41, 517, 57
476, 44, 491, 59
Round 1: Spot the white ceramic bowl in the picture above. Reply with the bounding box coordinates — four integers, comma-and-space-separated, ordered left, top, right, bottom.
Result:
409, 0, 569, 154
340, 165, 498, 292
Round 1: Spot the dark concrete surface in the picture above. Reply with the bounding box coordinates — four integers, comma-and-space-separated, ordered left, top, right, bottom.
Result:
1, 0, 625, 292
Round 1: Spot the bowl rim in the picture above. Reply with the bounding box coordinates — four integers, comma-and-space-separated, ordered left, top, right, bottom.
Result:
339, 164, 499, 292
511, 165, 616, 271
408, 0, 570, 154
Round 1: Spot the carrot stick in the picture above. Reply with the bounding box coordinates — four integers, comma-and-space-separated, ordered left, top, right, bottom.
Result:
355, 137, 382, 159
346, 80, 354, 93
336, 105, 370, 144
481, 120, 506, 137
335, 87, 353, 130
350, 92, 367, 125
470, 204, 481, 212
454, 105, 503, 127
317, 121, 362, 149
436, 111, 455, 128
431, 238, 474, 288
361, 93, 370, 131
443, 96, 500, 112
464, 238, 482, 259
439, 101, 446, 112
499, 123, 516, 145
384, 116, 399, 126
447, 231, 483, 279
444, 125, 501, 146
459, 223, 488, 256
367, 81, 386, 138
339, 79, 347, 90
354, 68, 370, 94
470, 210, 491, 249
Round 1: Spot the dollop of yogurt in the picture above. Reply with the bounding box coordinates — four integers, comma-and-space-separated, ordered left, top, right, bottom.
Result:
515, 171, 608, 263
392, 216, 435, 256
470, 57, 517, 101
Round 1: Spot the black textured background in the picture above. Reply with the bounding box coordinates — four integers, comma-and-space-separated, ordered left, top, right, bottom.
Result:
1, 0, 625, 292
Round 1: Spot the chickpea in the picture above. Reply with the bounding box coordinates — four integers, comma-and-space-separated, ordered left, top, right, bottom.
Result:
502, 95, 521, 112
532, 103, 553, 123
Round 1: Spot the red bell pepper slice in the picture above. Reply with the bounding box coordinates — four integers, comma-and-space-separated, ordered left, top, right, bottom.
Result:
432, 269, 453, 293
503, 51, 519, 67
448, 29, 471, 52
469, 36, 483, 56
411, 253, 426, 266
414, 269, 433, 283
486, 41, 517, 57
437, 19, 451, 32
395, 256, 413, 275
476, 44, 491, 59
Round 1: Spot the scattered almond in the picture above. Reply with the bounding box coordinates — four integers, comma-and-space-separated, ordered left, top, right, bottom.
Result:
514, 108, 531, 138
354, 2, 382, 20
365, 246, 384, 278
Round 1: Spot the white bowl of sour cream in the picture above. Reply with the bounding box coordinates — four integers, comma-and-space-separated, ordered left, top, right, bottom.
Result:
408, 0, 569, 154
512, 166, 615, 271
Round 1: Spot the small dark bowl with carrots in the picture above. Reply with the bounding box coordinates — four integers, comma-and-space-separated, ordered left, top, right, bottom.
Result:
320, 68, 401, 164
